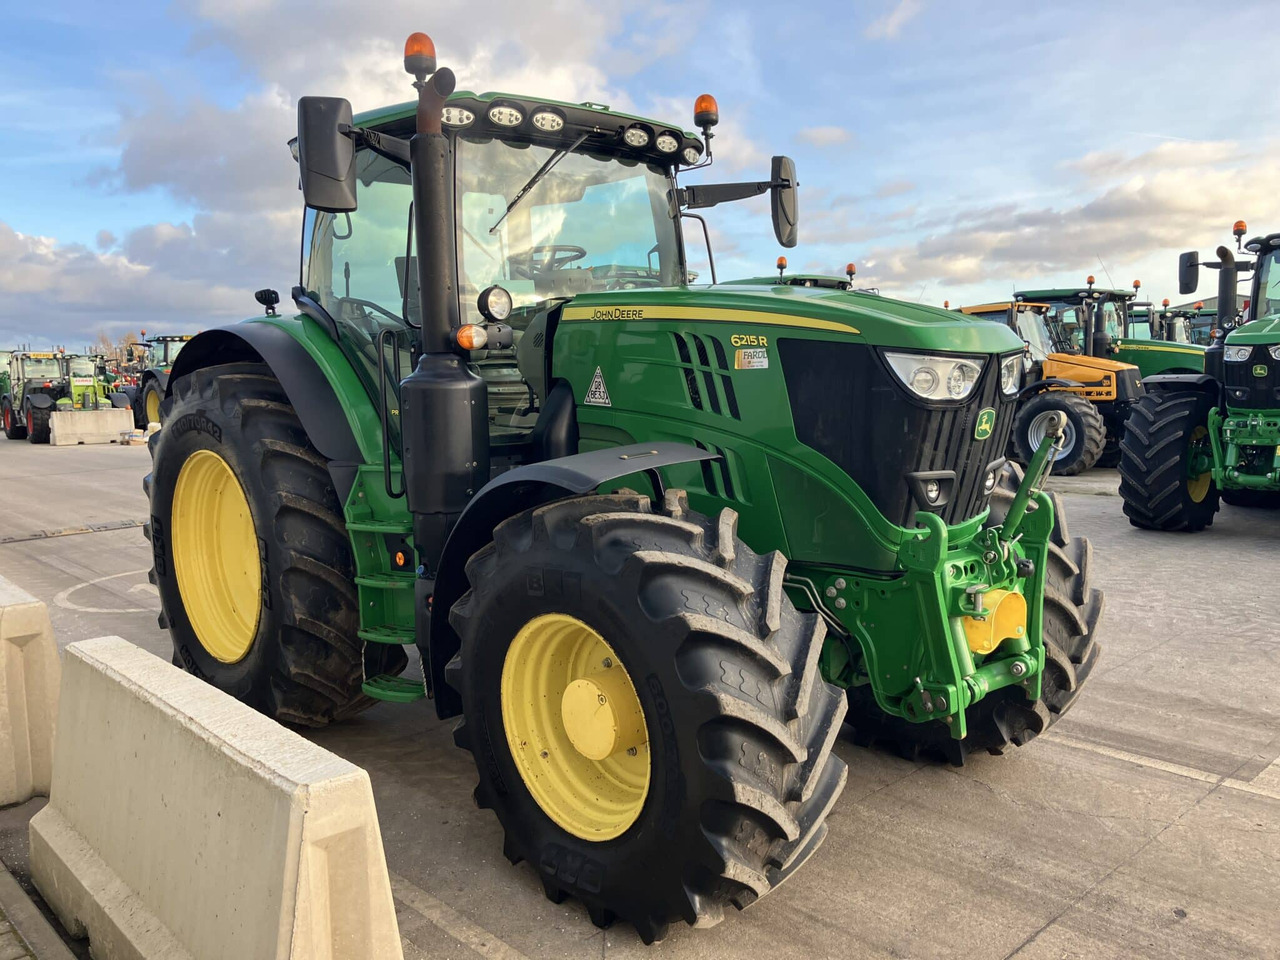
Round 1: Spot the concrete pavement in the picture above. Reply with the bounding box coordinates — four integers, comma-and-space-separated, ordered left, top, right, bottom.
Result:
0, 439, 1277, 958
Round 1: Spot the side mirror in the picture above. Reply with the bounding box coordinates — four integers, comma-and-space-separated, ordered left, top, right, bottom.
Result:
1178, 251, 1199, 295
770, 156, 798, 248
297, 97, 357, 213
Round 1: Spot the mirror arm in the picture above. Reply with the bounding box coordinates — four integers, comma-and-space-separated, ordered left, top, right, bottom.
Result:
340, 124, 412, 169
678, 178, 790, 210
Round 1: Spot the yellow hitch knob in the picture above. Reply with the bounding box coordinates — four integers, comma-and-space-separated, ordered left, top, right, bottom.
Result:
962, 588, 1028, 656
561, 668, 647, 761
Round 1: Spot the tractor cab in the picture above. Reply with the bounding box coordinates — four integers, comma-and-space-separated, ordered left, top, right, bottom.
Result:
1015, 279, 1204, 377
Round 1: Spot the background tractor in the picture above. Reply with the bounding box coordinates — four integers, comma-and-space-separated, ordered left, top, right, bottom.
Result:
128, 334, 193, 427
1121, 221, 1280, 527
61, 353, 134, 414
143, 31, 1102, 942
2, 351, 67, 443
1016, 278, 1205, 377
958, 300, 1141, 474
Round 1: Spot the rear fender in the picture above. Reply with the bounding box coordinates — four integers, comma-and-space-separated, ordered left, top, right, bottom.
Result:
427, 442, 718, 718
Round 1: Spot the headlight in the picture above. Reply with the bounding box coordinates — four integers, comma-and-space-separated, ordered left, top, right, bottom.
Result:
530, 110, 564, 132
442, 106, 475, 127
999, 355, 1022, 395
682, 146, 701, 165
1224, 345, 1253, 362
884, 352, 985, 402
1269, 346, 1280, 361
623, 126, 650, 148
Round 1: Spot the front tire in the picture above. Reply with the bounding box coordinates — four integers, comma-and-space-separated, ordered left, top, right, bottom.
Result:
24, 404, 50, 444
142, 380, 164, 426
145, 362, 406, 725
844, 463, 1102, 763
1118, 390, 1219, 531
1012, 392, 1105, 476
447, 490, 847, 943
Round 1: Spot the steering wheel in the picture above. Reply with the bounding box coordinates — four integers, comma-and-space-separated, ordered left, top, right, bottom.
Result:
340, 297, 405, 323
509, 245, 588, 279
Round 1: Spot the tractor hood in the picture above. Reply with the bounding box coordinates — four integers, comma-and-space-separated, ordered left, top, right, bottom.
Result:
561, 284, 1025, 355
1047, 352, 1137, 375
1228, 315, 1280, 344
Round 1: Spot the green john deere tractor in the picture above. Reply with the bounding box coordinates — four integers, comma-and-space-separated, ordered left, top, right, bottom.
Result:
2, 351, 69, 443
144, 32, 1102, 942
1016, 278, 1205, 377
129, 334, 193, 427
1121, 221, 1280, 527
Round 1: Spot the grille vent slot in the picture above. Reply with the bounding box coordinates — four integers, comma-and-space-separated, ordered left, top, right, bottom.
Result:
671, 333, 741, 420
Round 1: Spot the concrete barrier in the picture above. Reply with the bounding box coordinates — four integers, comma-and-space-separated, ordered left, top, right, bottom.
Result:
49, 409, 133, 445
0, 576, 59, 805
30, 637, 403, 960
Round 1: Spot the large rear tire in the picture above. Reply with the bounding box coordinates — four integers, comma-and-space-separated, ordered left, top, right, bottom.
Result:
145, 362, 406, 725
1118, 390, 1219, 531
447, 490, 847, 942
1012, 391, 1105, 476
2, 400, 26, 440
844, 462, 1102, 763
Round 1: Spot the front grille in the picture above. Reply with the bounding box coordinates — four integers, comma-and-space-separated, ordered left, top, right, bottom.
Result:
778, 340, 1017, 526
1224, 349, 1280, 409
671, 333, 741, 419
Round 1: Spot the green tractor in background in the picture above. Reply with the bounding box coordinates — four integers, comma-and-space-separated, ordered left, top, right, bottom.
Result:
61, 353, 134, 413
1121, 221, 1280, 527
1129, 298, 1206, 346
0, 351, 11, 397
144, 32, 1102, 941
2, 351, 68, 443
1016, 277, 1205, 377
128, 333, 193, 427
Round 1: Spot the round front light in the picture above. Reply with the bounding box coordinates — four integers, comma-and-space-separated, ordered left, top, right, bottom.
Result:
623, 126, 650, 148
441, 106, 475, 127
477, 284, 513, 322
924, 480, 941, 503
1269, 345, 1280, 361
655, 133, 679, 153
1000, 354, 1022, 395
531, 111, 564, 132
682, 146, 702, 165
910, 366, 940, 395
488, 105, 524, 127
984, 470, 997, 494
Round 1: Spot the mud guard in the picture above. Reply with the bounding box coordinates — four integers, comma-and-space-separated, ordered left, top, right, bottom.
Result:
1015, 377, 1079, 400
1141, 372, 1221, 401
26, 394, 55, 410
166, 326, 364, 500
426, 442, 718, 718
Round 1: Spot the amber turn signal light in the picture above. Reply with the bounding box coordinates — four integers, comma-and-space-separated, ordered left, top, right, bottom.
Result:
455, 324, 488, 351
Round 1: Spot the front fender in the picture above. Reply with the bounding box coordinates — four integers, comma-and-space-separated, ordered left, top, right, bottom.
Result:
1016, 377, 1080, 400
167, 323, 366, 500
26, 394, 55, 410
426, 442, 718, 718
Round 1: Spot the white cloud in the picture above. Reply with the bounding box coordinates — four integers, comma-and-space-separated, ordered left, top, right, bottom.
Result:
864, 0, 924, 40
796, 126, 853, 148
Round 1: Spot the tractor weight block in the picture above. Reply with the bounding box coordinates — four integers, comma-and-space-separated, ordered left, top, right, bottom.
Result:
30, 637, 404, 960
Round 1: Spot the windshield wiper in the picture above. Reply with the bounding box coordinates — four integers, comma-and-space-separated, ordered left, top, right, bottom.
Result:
490, 133, 589, 234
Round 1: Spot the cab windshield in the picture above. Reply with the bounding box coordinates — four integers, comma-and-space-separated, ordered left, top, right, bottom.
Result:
454, 137, 682, 323
68, 358, 95, 377
159, 341, 185, 365
1013, 307, 1054, 361
20, 357, 60, 379
1255, 247, 1280, 322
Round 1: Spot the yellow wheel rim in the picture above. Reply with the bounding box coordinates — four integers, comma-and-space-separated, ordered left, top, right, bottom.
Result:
171, 450, 261, 663
1187, 426, 1211, 503
500, 613, 650, 841
146, 390, 161, 424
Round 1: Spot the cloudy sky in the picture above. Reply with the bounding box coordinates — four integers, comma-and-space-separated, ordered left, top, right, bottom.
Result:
3, 0, 1276, 346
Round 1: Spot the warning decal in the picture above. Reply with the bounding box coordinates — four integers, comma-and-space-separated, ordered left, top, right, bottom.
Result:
584, 366, 612, 406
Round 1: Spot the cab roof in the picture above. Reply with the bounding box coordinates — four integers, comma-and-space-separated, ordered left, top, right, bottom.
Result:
1015, 288, 1136, 302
